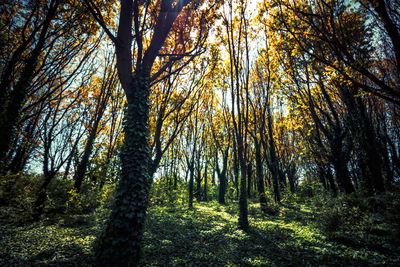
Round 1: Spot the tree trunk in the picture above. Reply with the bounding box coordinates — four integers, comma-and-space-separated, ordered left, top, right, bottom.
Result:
233, 142, 240, 200
32, 171, 56, 220
218, 172, 226, 204
331, 144, 355, 194
74, 119, 99, 192
373, 0, 400, 73
217, 148, 228, 205
247, 162, 252, 198
237, 139, 249, 230
95, 75, 151, 266
0, 0, 59, 163
326, 165, 338, 197
255, 143, 268, 212
204, 164, 208, 201
266, 104, 281, 203
188, 164, 194, 208
196, 166, 202, 202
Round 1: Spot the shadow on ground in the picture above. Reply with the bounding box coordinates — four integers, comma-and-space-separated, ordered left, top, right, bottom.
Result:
0, 201, 398, 266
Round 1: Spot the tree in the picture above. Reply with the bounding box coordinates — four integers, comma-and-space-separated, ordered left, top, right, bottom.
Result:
84, 0, 219, 264
221, 0, 251, 230
0, 0, 100, 165
73, 53, 117, 192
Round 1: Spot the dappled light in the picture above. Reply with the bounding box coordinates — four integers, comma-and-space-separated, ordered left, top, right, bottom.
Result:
1, 0, 399, 265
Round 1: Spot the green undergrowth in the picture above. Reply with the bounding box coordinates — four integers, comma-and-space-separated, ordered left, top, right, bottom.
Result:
1, 195, 399, 266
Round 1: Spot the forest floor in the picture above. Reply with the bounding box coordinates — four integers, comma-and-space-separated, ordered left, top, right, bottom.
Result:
1, 198, 399, 266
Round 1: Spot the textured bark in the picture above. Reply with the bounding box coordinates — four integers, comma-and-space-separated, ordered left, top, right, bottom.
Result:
95, 76, 151, 266
92, 0, 196, 264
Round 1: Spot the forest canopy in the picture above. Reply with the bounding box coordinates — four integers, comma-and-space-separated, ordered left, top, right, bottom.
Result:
0, 0, 399, 266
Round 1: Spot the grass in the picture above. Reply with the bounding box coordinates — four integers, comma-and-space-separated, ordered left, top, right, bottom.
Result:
0, 199, 399, 266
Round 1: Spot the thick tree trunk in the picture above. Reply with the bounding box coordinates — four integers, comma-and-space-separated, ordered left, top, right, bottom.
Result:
95, 75, 151, 266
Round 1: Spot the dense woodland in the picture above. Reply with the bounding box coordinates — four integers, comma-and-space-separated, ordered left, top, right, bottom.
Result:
0, 0, 400, 266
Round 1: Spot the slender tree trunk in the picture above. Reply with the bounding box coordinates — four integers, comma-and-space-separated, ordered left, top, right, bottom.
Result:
32, 171, 56, 220
0, 0, 59, 163
188, 164, 194, 208
372, 0, 400, 73
326, 166, 338, 197
265, 100, 281, 203
255, 143, 267, 212
237, 138, 249, 230
196, 166, 202, 202
217, 148, 228, 205
233, 142, 239, 200
287, 165, 296, 193
204, 163, 208, 201
74, 117, 101, 192
247, 162, 252, 198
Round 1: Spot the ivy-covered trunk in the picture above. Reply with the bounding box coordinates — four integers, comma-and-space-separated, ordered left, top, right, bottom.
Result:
95, 74, 151, 266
